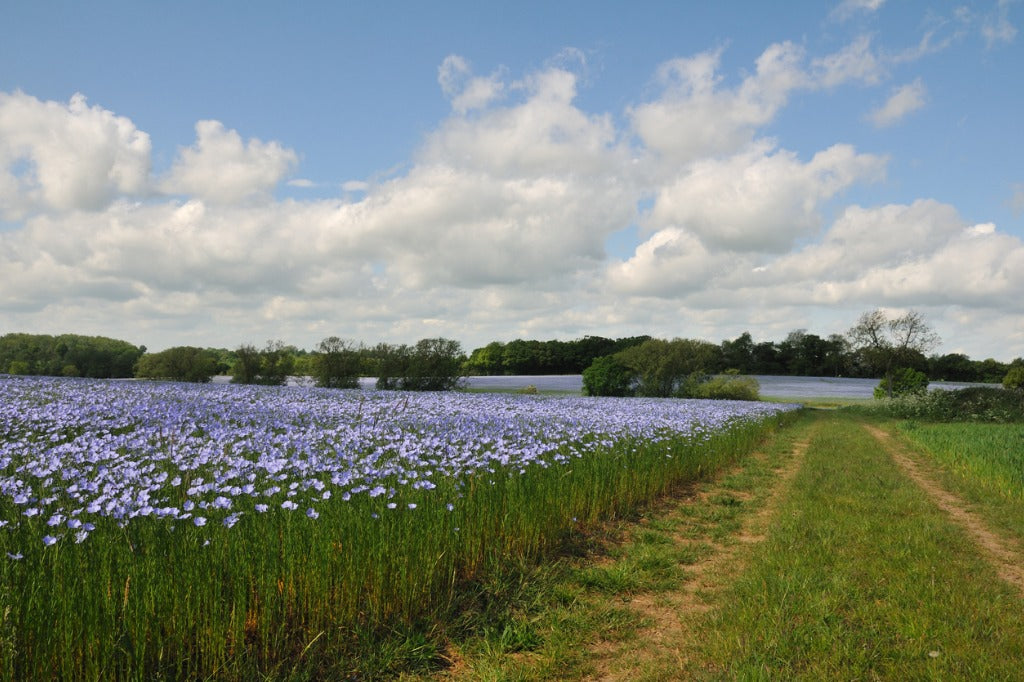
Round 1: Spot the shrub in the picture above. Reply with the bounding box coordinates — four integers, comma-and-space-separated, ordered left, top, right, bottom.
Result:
136, 347, 220, 383
1004, 366, 1024, 393
582, 355, 636, 397
691, 375, 761, 401
865, 386, 1024, 423
874, 367, 929, 399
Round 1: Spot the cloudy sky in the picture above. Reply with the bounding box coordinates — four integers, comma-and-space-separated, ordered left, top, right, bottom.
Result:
2, 1, 1022, 360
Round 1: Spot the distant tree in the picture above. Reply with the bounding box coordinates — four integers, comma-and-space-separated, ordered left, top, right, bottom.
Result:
464, 341, 506, 375
720, 332, 754, 373
402, 338, 466, 391
929, 353, 977, 382
229, 341, 294, 385
616, 338, 718, 398
257, 340, 295, 386
974, 358, 1010, 384
1004, 365, 1024, 393
371, 338, 464, 391
136, 346, 220, 383
313, 337, 362, 389
848, 310, 940, 399
582, 355, 636, 397
373, 343, 410, 390
230, 344, 262, 384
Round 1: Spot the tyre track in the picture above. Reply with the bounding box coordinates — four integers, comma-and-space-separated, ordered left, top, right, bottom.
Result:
586, 426, 816, 681
863, 423, 1024, 598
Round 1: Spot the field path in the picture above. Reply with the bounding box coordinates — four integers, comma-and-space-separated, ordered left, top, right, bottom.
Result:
863, 423, 1024, 598
584, 422, 818, 680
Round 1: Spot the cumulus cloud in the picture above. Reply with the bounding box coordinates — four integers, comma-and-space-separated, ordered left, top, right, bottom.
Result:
438, 55, 506, 113
868, 78, 927, 127
1, 35, 1020, 359
160, 120, 297, 204
646, 142, 887, 253
0, 91, 151, 219
629, 42, 809, 163
606, 227, 728, 296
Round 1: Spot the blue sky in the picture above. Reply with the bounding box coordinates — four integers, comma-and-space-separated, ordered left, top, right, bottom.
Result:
1, 0, 1022, 361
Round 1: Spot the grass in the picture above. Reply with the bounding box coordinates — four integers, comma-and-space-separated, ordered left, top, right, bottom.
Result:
897, 421, 1024, 540
423, 404, 809, 680
425, 410, 1024, 680
683, 411, 1024, 680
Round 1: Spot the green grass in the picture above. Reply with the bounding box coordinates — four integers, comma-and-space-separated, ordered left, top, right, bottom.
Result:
428, 410, 1024, 680
688, 412, 1024, 680
897, 421, 1024, 540
423, 407, 809, 680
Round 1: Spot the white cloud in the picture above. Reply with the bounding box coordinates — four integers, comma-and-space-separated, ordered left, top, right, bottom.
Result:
1, 33, 1021, 360
0, 91, 151, 219
983, 0, 1018, 47
629, 42, 809, 163
423, 66, 625, 178
606, 227, 729, 296
438, 55, 506, 113
160, 120, 297, 204
831, 0, 886, 21
868, 78, 927, 127
646, 142, 887, 252
812, 35, 886, 87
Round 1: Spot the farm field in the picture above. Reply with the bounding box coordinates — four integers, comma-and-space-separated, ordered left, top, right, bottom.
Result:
0, 375, 797, 680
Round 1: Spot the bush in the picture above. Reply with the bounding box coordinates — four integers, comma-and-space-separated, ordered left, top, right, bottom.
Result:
230, 341, 295, 386
136, 347, 220, 383
373, 338, 466, 391
864, 386, 1024, 423
690, 375, 761, 401
874, 367, 929, 399
582, 355, 636, 397
1004, 365, 1024, 392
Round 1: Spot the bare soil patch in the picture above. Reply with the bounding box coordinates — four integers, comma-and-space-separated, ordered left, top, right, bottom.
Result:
864, 424, 1024, 597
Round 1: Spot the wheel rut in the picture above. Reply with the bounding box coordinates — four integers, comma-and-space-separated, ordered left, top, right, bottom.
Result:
863, 423, 1024, 598
585, 428, 815, 681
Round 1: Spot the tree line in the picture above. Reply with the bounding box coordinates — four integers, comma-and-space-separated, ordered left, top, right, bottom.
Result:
466, 329, 1016, 384
3, 313, 1021, 393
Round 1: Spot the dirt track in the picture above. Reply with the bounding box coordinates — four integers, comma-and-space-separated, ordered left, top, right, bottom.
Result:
863, 423, 1024, 598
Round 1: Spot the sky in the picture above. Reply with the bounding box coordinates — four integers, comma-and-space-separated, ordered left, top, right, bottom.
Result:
1, 0, 1022, 361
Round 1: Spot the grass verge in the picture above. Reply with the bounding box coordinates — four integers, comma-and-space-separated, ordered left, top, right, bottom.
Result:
424, 408, 814, 680
895, 421, 1024, 542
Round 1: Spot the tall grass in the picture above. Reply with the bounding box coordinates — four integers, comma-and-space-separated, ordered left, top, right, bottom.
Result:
0, 376, 796, 679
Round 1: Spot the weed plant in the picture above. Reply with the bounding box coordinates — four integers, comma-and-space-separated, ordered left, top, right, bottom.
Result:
856, 386, 1024, 423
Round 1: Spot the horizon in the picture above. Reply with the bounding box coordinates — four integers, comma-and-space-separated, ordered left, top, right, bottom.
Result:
2, 1, 1022, 360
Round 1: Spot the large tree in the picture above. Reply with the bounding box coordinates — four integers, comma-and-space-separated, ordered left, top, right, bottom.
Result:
313, 337, 362, 389
848, 310, 940, 398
